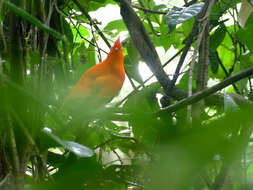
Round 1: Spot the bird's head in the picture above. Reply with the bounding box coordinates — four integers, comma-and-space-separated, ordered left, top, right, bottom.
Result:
108, 37, 123, 58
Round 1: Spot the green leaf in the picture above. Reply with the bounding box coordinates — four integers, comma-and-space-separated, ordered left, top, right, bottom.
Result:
169, 26, 185, 49
233, 51, 253, 92
209, 50, 219, 74
210, 24, 226, 50
42, 127, 94, 157
122, 83, 163, 146
178, 68, 197, 91
124, 56, 142, 84
182, 18, 194, 37
104, 19, 127, 36
160, 16, 172, 51
78, 0, 115, 12
29, 51, 40, 65
124, 41, 142, 83
72, 42, 96, 83
62, 17, 73, 46
216, 30, 234, 79
165, 2, 204, 33
236, 12, 253, 52
211, 0, 241, 21
124, 82, 161, 113
71, 24, 90, 43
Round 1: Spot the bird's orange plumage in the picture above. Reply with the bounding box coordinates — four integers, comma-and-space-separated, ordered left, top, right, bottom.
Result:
64, 37, 125, 109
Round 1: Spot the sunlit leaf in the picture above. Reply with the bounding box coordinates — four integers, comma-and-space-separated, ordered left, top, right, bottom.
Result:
224, 93, 239, 112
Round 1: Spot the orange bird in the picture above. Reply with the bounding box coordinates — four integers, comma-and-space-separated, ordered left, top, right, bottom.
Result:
63, 37, 125, 111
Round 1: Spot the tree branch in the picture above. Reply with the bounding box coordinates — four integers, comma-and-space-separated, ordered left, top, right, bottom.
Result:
120, 0, 186, 100
157, 66, 253, 115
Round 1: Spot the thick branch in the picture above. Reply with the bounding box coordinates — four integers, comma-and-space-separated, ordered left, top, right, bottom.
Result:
157, 66, 253, 115
120, 0, 186, 100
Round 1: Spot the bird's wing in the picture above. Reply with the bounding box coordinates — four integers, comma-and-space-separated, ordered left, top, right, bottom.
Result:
93, 74, 123, 99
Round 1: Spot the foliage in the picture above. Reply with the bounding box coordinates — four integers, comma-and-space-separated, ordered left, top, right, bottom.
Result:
0, 0, 253, 190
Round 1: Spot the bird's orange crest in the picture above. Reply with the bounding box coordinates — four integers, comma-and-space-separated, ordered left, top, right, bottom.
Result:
112, 37, 122, 52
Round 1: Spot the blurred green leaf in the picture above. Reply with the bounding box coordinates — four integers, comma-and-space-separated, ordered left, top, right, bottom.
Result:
123, 83, 162, 145
224, 93, 239, 112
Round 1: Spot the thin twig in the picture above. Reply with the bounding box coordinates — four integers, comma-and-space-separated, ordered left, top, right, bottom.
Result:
54, 3, 108, 54
171, 19, 199, 88
72, 0, 111, 49
132, 4, 167, 14
68, 18, 108, 54
215, 50, 241, 94
90, 24, 102, 62
137, 0, 160, 36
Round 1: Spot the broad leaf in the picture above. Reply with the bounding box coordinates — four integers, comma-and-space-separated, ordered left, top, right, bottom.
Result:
209, 50, 219, 74
236, 12, 253, 52
62, 17, 73, 47
210, 24, 226, 51
43, 127, 94, 157
124, 41, 142, 83
104, 19, 127, 36
78, 0, 115, 12
165, 2, 204, 33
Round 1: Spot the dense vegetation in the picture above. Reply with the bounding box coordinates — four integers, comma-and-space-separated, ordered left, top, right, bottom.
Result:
1, 0, 253, 189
